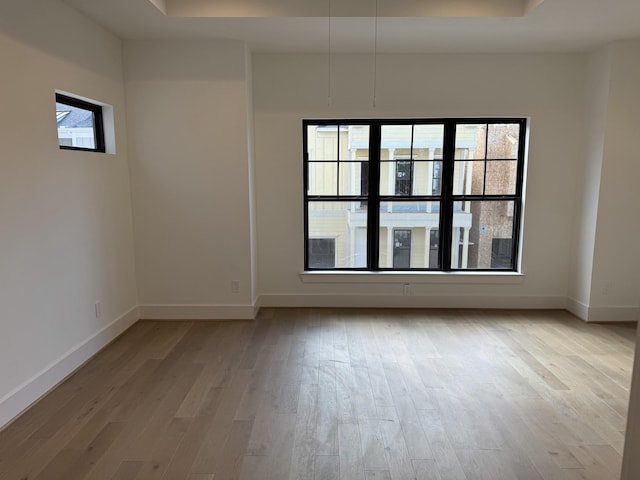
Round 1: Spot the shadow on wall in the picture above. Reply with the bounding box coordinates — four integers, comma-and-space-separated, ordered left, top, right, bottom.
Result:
0, 0, 127, 81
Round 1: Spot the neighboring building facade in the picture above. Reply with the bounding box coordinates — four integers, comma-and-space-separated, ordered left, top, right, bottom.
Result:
56, 100, 98, 149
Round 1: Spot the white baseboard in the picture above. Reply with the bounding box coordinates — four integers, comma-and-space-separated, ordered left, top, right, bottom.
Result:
259, 293, 568, 310
0, 305, 140, 430
566, 297, 639, 322
139, 303, 259, 320
586, 305, 640, 323
138, 299, 639, 322
566, 297, 590, 321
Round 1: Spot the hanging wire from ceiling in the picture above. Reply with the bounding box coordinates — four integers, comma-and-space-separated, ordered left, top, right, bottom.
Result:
327, 0, 332, 107
373, 0, 379, 108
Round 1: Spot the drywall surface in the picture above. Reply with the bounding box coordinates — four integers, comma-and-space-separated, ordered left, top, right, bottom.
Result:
253, 53, 586, 307
124, 39, 255, 316
568, 45, 611, 314
588, 40, 640, 321
245, 43, 259, 306
0, 0, 138, 426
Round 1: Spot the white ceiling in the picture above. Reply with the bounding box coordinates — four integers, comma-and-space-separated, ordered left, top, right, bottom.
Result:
62, 0, 640, 53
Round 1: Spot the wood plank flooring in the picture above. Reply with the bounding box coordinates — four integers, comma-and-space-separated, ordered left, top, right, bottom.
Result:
0, 309, 636, 480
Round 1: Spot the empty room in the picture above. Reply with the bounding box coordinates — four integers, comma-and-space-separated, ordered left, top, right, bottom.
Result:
1, 0, 640, 479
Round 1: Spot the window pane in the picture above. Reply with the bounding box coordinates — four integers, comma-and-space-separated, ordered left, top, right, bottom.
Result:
308, 162, 337, 195
455, 124, 485, 159
308, 238, 336, 268
453, 161, 483, 195
378, 201, 440, 269
487, 123, 520, 159
412, 161, 443, 195
381, 124, 412, 151
392, 230, 412, 268
413, 124, 444, 158
485, 160, 517, 195
451, 200, 515, 269
429, 229, 440, 268
307, 125, 338, 160
56, 101, 96, 149
351, 126, 371, 164
380, 162, 393, 195
339, 161, 369, 196
395, 161, 412, 195
307, 201, 368, 268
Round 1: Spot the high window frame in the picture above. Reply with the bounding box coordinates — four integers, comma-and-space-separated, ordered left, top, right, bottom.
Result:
55, 93, 106, 153
303, 118, 527, 272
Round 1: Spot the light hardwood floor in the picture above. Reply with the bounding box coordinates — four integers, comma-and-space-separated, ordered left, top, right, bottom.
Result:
0, 309, 636, 480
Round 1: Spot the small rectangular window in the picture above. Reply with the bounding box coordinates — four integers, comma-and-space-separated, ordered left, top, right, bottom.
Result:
55, 93, 105, 153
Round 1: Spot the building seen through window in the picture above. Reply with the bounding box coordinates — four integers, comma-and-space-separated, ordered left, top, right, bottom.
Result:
304, 119, 526, 271
55, 93, 105, 152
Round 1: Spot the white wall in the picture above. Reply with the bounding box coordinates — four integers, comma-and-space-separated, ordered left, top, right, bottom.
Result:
253, 53, 586, 308
588, 40, 640, 322
568, 45, 611, 318
244, 44, 259, 306
124, 39, 257, 319
0, 0, 138, 427
568, 40, 640, 323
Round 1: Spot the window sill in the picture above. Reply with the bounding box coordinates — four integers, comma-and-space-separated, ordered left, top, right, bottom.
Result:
299, 271, 525, 285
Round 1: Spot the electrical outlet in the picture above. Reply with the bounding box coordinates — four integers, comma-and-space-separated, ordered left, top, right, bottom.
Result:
94, 301, 101, 318
231, 280, 240, 294
602, 281, 612, 296
403, 283, 411, 296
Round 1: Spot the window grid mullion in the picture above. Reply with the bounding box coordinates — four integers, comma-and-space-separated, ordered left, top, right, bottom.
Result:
482, 123, 489, 195
440, 120, 456, 271
368, 123, 381, 270
336, 125, 340, 197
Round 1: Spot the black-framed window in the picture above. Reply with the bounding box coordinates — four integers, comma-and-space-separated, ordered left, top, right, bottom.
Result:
304, 118, 526, 271
55, 93, 105, 153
